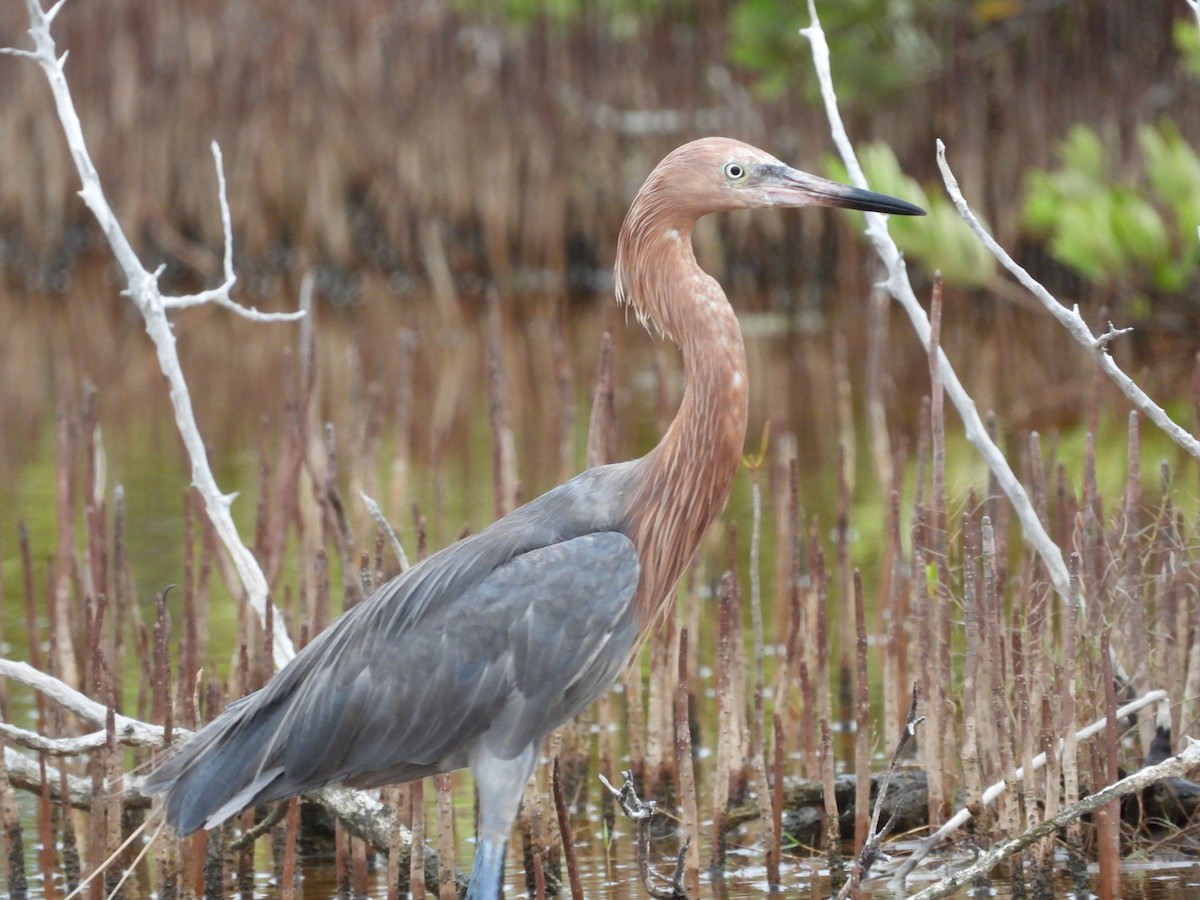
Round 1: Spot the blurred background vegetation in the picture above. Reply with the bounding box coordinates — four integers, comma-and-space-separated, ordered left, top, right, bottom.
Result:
1, 5, 1199, 895
0, 0, 1196, 487
0, 0, 1192, 321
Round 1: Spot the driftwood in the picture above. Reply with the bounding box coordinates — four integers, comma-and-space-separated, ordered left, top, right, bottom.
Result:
727, 754, 1200, 854
726, 769, 929, 850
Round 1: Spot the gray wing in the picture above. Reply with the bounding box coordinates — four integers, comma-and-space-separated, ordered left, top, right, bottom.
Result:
145, 529, 640, 833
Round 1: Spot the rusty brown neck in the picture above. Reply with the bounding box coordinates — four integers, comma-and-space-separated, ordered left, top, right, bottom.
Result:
616, 215, 750, 622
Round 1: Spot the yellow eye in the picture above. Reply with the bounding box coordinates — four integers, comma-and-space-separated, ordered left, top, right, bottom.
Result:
723, 161, 747, 181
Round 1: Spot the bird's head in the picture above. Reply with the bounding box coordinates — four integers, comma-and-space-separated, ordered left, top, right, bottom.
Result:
636, 136, 925, 221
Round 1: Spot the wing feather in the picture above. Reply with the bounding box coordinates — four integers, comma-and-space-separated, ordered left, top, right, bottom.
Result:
145, 526, 641, 833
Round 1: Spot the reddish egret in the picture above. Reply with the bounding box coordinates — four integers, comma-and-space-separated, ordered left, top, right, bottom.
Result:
143, 137, 923, 898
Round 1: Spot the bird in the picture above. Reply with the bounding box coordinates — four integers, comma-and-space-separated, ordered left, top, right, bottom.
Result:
142, 137, 924, 899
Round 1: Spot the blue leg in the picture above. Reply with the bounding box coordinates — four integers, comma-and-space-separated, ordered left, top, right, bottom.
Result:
465, 837, 507, 900
465, 742, 538, 900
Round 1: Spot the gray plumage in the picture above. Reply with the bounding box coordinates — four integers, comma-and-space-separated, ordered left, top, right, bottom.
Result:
143, 463, 643, 836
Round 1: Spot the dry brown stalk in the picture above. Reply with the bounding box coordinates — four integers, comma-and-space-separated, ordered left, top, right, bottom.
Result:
645, 616, 676, 801
0, 735, 28, 898
408, 781, 427, 900
835, 441, 854, 763
1034, 693, 1058, 896
486, 291, 519, 519
852, 570, 870, 859
959, 511, 983, 830
749, 681, 777, 892
552, 758, 584, 900
820, 718, 844, 893
435, 772, 456, 900
1061, 553, 1087, 894
885, 490, 909, 748
771, 714, 784, 884
37, 756, 56, 900
53, 400, 79, 692
771, 434, 798, 665
711, 570, 738, 873
1098, 631, 1120, 900
674, 628, 700, 897
983, 515, 1020, 864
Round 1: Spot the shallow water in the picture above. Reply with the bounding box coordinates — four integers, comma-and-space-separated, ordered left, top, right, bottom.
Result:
3, 270, 1199, 898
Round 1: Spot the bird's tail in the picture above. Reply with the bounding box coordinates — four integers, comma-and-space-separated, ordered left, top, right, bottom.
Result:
142, 694, 287, 835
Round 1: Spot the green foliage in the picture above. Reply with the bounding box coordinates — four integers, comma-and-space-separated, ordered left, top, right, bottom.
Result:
825, 143, 996, 288
1020, 122, 1200, 302
1174, 18, 1200, 79
729, 0, 948, 104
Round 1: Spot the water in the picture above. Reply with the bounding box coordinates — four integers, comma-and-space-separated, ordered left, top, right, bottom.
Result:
3, 268, 1199, 897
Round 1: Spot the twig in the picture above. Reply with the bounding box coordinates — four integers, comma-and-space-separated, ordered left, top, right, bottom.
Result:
7, 0, 298, 667
935, 142, 1200, 461
552, 759, 584, 900
228, 802, 289, 851
908, 737, 1200, 900
4, 747, 147, 811
599, 771, 689, 899
890, 687, 1169, 885
0, 659, 164, 745
800, 2, 1072, 602
0, 657, 421, 869
360, 492, 410, 571
161, 144, 304, 322
835, 685, 925, 900
0, 722, 159, 756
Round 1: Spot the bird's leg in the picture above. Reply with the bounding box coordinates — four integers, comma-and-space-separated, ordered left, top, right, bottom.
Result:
465, 742, 539, 900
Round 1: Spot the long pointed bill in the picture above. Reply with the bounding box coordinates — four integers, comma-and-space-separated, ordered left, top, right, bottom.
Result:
778, 168, 926, 216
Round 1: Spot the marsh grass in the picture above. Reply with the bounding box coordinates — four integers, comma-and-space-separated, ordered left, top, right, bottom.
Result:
1, 247, 1199, 896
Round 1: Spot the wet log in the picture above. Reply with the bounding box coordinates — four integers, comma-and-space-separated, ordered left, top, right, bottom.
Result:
726, 769, 929, 850
727, 758, 1200, 852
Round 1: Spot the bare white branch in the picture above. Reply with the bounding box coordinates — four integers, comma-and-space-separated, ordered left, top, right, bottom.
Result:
909, 733, 1200, 899
890, 688, 1169, 885
0, 657, 416, 857
0, 722, 104, 755
937, 141, 1200, 460
800, 2, 1072, 601
161, 142, 304, 322
0, 658, 166, 745
5, 746, 124, 808
13, 0, 298, 666
1093, 321, 1134, 349
44, 0, 71, 24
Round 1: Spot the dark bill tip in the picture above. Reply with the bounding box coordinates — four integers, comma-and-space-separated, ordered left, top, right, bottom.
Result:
785, 169, 926, 217
834, 185, 926, 217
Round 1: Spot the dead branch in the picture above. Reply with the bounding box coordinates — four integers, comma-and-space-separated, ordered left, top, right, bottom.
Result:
799, 0, 1072, 602
834, 685, 925, 899
908, 737, 1200, 899
3, 0, 298, 667
600, 771, 689, 899
935, 142, 1200, 462
890, 688, 1170, 886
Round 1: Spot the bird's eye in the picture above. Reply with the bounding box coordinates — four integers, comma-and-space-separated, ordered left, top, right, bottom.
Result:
723, 162, 747, 181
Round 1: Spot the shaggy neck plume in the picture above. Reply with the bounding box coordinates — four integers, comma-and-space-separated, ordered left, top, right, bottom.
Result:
616, 186, 750, 622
